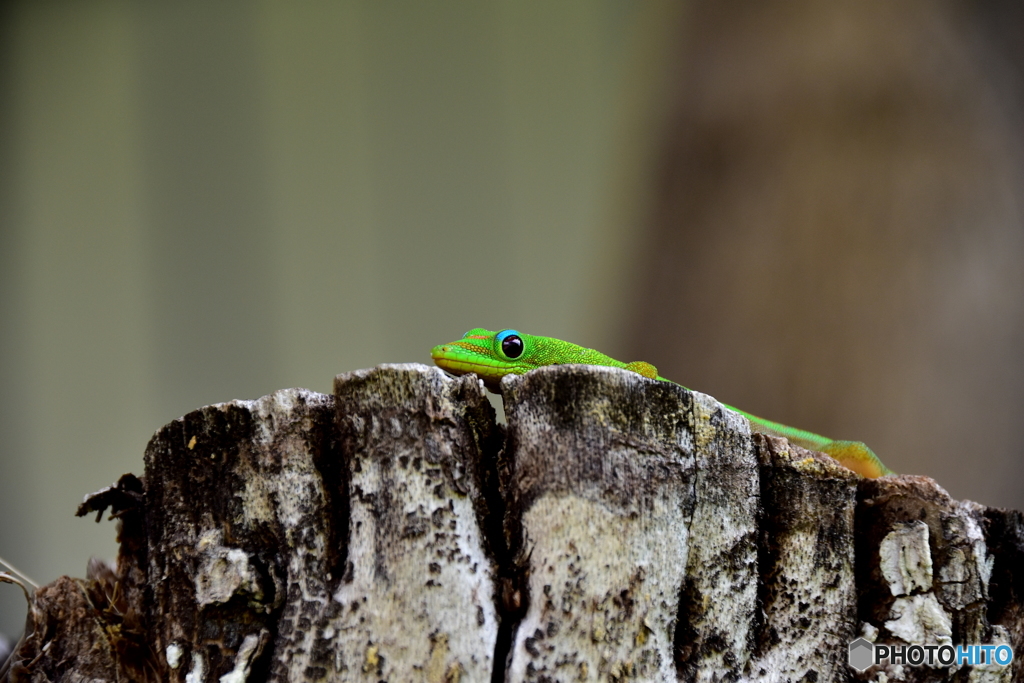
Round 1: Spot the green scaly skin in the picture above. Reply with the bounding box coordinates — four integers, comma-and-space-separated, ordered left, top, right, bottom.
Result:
431, 328, 895, 479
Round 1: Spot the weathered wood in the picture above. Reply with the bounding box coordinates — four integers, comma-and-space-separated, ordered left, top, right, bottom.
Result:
749, 436, 859, 681
675, 386, 759, 681
499, 366, 762, 682
4, 363, 1024, 682
136, 366, 501, 682
500, 366, 698, 681
330, 365, 501, 681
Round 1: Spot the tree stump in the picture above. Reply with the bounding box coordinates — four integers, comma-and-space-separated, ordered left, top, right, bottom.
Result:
4, 364, 1022, 682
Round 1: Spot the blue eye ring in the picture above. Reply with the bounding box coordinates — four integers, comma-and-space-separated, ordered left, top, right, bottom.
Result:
496, 329, 524, 359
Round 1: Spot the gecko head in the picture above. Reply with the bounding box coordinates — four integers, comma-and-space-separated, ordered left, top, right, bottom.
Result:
431, 328, 538, 391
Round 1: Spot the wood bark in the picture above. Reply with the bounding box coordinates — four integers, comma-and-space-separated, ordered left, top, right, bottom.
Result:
3, 364, 1023, 682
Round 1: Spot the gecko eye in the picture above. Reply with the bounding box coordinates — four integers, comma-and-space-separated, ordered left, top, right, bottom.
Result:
501, 335, 524, 359
496, 329, 524, 359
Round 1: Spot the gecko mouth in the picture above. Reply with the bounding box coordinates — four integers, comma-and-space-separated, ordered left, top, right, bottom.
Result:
431, 354, 504, 376
430, 346, 514, 391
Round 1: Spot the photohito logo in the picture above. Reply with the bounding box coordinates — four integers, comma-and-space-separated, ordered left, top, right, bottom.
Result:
848, 638, 1014, 673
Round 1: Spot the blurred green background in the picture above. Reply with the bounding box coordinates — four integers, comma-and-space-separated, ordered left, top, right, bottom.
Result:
1, 1, 1022, 639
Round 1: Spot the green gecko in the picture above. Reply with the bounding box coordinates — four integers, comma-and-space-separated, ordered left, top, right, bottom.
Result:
431, 328, 894, 479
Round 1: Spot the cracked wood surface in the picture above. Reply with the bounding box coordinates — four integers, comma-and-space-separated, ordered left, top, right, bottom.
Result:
5, 364, 1023, 682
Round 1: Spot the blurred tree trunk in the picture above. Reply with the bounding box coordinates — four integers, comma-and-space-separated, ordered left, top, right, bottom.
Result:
628, 0, 1024, 511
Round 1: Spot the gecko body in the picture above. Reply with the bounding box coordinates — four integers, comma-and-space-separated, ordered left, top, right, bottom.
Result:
431, 328, 893, 478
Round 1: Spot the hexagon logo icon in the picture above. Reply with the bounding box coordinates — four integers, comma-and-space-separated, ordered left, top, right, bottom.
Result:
848, 638, 875, 672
